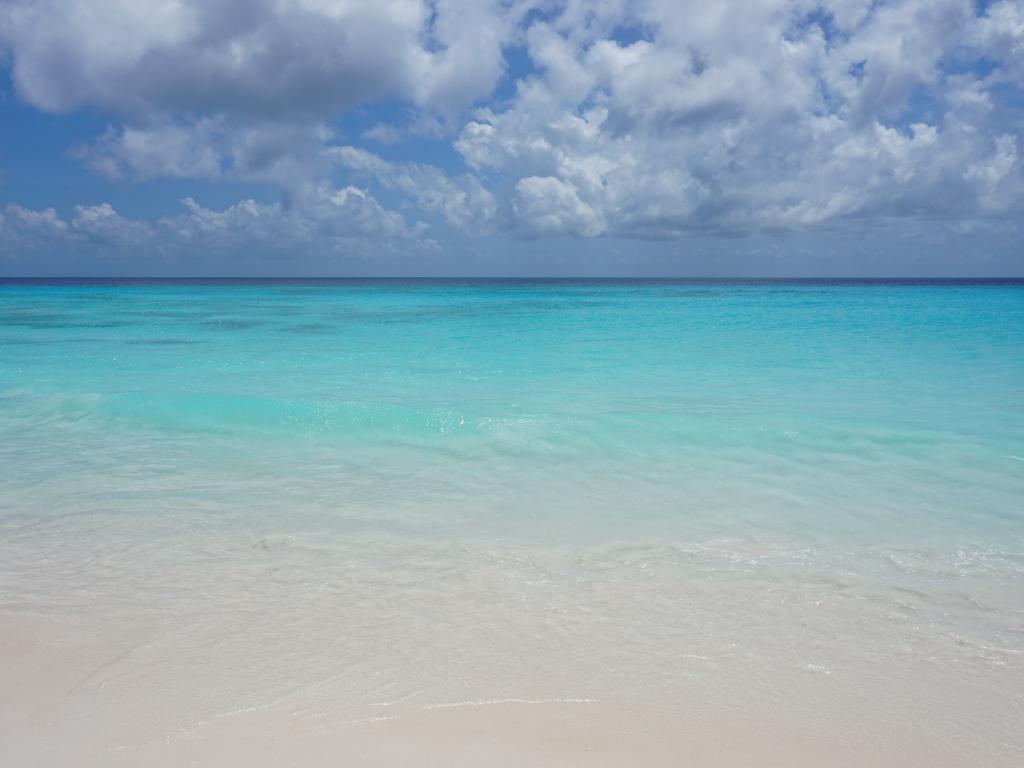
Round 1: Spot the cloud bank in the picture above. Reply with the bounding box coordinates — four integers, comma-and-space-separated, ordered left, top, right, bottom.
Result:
1, 0, 1022, 266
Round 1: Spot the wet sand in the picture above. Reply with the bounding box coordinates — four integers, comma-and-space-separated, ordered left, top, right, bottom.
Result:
0, 611, 999, 767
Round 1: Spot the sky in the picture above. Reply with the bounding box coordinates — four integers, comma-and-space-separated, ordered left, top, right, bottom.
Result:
0, 0, 1022, 277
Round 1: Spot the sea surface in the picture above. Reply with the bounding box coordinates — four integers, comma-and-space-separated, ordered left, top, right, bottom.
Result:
1, 279, 1023, 762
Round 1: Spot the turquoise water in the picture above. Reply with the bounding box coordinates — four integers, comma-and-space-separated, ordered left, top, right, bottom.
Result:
1, 279, 1023, 759
3, 279, 1022, 545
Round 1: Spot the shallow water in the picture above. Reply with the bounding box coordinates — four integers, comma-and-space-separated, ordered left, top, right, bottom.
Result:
1, 279, 1023, 763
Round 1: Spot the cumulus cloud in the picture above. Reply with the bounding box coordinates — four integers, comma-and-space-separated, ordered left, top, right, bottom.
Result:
0, 185, 426, 261
0, 0, 518, 118
71, 203, 154, 245
973, 0, 1024, 84
451, 0, 1024, 237
77, 118, 342, 194
513, 176, 607, 237
79, 121, 225, 180
0, 204, 69, 247
333, 146, 498, 232
1, 0, 1022, 254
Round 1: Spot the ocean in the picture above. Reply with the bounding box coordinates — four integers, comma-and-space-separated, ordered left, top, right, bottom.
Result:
1, 279, 1023, 764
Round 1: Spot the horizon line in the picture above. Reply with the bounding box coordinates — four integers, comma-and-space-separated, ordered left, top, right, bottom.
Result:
2, 276, 1023, 282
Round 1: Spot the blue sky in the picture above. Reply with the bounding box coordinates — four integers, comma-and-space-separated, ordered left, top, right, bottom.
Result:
1, 0, 1022, 276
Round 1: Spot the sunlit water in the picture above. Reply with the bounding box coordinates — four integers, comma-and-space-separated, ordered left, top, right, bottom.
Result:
1, 279, 1023, 761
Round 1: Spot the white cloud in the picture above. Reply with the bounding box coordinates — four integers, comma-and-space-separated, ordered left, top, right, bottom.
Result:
0, 204, 69, 247
513, 176, 606, 237
1, 0, 1022, 253
332, 146, 498, 232
973, 0, 1024, 84
0, 0, 519, 118
164, 183, 424, 248
1, 185, 427, 260
72, 202, 153, 245
449, 0, 1024, 237
80, 121, 225, 180
965, 134, 1021, 213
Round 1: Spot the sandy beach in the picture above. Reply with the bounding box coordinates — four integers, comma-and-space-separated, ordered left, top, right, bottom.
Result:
0, 613, 962, 768
3, 589, 1019, 768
